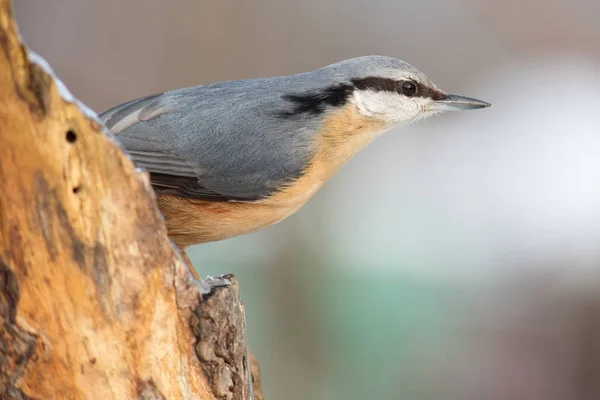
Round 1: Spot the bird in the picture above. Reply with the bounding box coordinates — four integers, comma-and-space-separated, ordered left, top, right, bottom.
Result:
99, 55, 490, 288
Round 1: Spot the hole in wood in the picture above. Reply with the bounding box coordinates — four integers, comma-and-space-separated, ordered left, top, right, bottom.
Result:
72, 186, 81, 194
66, 130, 77, 143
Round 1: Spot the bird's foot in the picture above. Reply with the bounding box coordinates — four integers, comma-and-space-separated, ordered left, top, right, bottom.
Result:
194, 274, 232, 296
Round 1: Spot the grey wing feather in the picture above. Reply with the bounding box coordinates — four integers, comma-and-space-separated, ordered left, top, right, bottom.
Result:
98, 79, 321, 201
100, 92, 230, 200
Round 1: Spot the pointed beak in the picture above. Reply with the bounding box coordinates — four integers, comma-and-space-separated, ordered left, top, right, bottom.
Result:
430, 94, 491, 111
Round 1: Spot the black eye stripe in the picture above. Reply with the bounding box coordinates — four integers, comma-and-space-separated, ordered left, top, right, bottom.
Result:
350, 77, 446, 100
279, 76, 447, 118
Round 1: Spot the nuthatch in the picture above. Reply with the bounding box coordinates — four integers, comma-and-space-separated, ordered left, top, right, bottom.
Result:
100, 56, 490, 284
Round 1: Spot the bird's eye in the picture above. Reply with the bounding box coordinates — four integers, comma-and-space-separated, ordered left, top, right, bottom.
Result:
401, 81, 417, 97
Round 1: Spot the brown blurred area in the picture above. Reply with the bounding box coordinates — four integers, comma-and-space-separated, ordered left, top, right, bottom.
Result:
410, 271, 600, 400
14, 1, 600, 399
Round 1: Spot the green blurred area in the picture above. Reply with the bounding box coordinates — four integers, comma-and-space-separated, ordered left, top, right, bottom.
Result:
190, 240, 464, 400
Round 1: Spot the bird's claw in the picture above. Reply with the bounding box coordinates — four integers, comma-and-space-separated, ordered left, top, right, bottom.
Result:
194, 274, 232, 295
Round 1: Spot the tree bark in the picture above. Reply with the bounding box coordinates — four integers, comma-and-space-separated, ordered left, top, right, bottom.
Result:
0, 1, 261, 398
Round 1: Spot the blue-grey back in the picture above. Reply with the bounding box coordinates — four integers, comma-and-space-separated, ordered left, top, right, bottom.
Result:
99, 56, 413, 200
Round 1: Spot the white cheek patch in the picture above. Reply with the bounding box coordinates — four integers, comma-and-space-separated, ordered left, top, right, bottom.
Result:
351, 90, 377, 117
350, 89, 431, 124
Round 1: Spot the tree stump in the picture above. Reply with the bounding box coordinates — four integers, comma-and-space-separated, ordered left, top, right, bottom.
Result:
0, 0, 262, 398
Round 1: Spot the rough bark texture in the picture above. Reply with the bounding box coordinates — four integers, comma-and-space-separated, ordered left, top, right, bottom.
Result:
0, 1, 261, 398
193, 277, 264, 400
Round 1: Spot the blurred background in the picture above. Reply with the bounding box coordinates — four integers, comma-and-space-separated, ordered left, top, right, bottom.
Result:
14, 1, 600, 398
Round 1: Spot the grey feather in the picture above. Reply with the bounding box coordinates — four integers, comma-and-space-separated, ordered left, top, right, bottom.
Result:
99, 56, 419, 201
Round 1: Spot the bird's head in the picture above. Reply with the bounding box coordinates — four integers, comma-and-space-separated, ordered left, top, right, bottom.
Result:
318, 56, 491, 126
